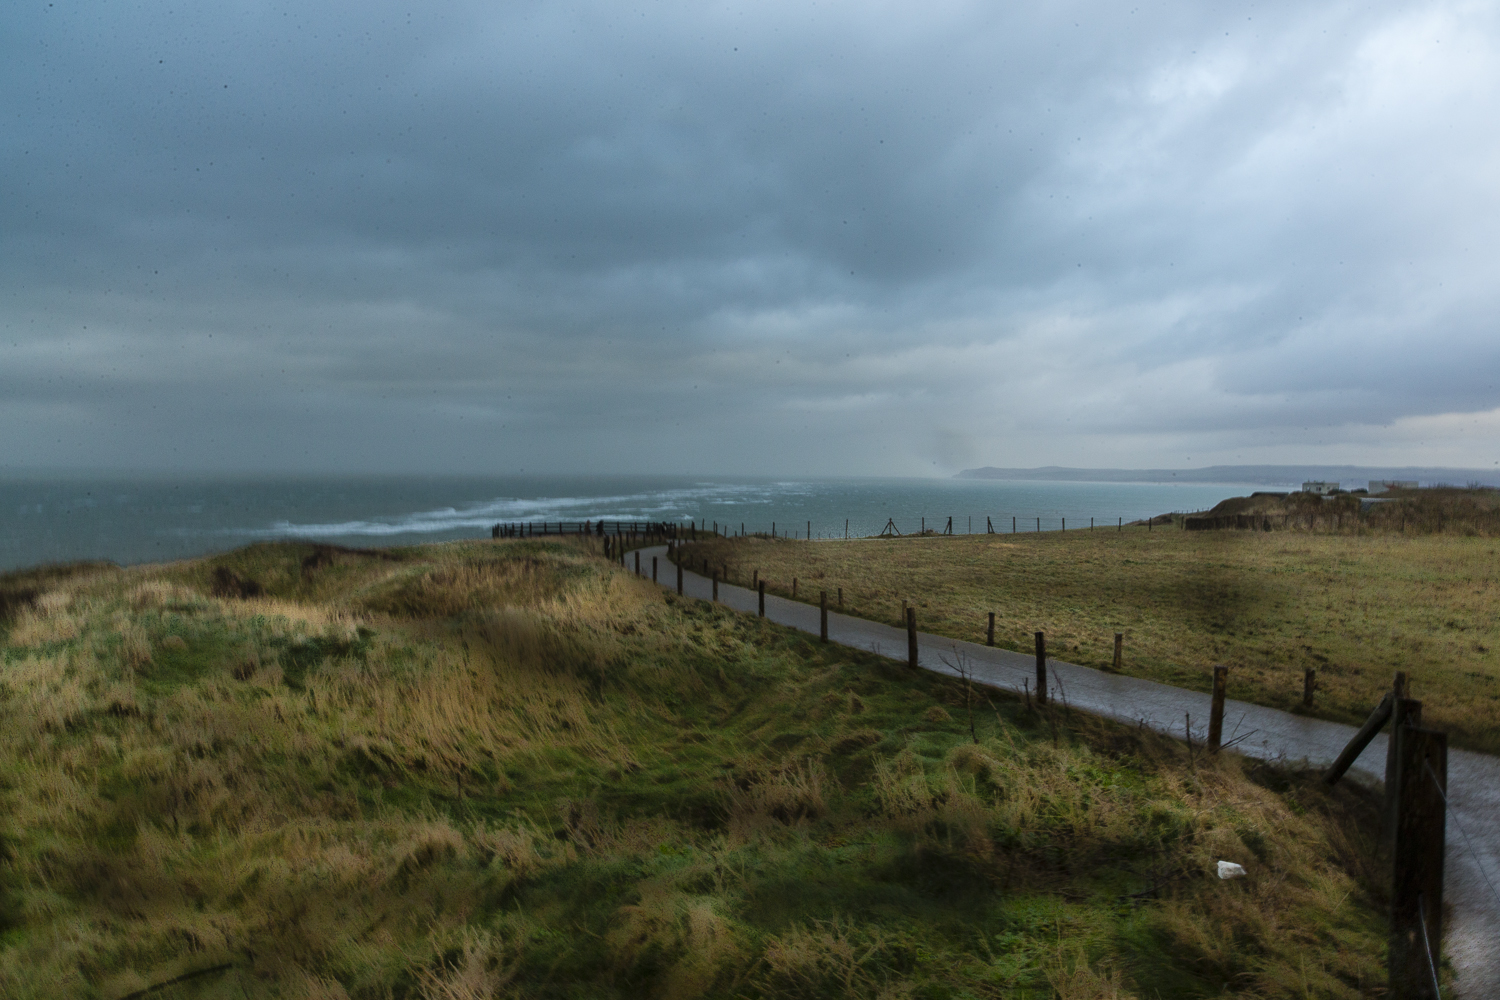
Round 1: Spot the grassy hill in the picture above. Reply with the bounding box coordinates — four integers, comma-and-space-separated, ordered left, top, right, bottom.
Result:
0, 539, 1391, 998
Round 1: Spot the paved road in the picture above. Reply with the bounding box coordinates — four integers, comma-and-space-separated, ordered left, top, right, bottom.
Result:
639, 544, 1499, 998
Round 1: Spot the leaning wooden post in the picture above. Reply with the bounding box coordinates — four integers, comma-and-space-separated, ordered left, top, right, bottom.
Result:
1113, 632, 1123, 672
820, 591, 828, 642
1303, 668, 1317, 707
652, 556, 658, 583
987, 612, 995, 647
635, 551, 640, 576
676, 562, 683, 597
1389, 726, 1446, 1000
1034, 632, 1047, 705
1208, 665, 1228, 752
758, 580, 765, 617
1322, 692, 1395, 785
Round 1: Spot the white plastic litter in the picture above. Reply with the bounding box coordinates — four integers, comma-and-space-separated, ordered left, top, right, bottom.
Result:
1217, 861, 1247, 880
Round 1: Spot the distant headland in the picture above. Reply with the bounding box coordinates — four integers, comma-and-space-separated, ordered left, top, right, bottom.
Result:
954, 464, 1500, 487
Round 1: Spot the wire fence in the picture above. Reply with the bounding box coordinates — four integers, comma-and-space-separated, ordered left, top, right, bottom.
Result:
1425, 759, 1500, 913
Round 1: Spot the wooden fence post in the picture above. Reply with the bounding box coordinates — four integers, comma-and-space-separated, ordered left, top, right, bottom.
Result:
635, 551, 640, 576
1384, 673, 1410, 801
1387, 697, 1422, 841
1113, 633, 1123, 672
712, 571, 718, 603
1208, 666, 1228, 752
838, 587, 843, 609
1389, 726, 1446, 999
1034, 632, 1047, 705
820, 592, 828, 642
652, 557, 658, 583
676, 562, 683, 597
1303, 668, 1316, 707
792, 578, 798, 599
758, 580, 765, 618
987, 612, 995, 647
906, 608, 918, 669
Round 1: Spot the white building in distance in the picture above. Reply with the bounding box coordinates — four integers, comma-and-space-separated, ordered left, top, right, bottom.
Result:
1302, 481, 1341, 495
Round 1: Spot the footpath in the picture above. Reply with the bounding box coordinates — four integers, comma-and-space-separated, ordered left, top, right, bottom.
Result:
638, 544, 1500, 998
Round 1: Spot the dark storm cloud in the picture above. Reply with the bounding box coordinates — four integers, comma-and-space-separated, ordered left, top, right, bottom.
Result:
4, 0, 1500, 473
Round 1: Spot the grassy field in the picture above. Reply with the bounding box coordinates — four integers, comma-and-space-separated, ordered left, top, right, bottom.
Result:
677, 526, 1500, 755
0, 538, 1396, 998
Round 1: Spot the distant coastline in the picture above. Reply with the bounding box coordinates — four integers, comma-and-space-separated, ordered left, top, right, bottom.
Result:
955, 464, 1500, 487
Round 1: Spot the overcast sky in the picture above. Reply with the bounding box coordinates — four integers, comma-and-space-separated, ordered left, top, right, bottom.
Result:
4, 0, 1500, 476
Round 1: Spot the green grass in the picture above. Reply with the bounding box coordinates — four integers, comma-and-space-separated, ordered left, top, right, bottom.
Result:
680, 522, 1500, 755
0, 538, 1395, 998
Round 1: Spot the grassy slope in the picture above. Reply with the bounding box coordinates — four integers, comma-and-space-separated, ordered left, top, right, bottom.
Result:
0, 539, 1393, 999
679, 528, 1500, 755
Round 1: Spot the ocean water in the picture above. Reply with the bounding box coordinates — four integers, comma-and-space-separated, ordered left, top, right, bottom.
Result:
0, 473, 1270, 572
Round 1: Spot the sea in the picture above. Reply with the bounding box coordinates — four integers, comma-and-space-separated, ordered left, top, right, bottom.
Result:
0, 474, 1273, 572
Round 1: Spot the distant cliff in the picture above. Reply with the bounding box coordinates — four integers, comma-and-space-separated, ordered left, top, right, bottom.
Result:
954, 464, 1500, 487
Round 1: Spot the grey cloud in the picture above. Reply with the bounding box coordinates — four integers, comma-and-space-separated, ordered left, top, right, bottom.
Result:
3, 0, 1499, 475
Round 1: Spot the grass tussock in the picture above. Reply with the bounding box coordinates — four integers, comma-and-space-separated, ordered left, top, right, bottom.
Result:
0, 537, 1396, 997
681, 523, 1500, 754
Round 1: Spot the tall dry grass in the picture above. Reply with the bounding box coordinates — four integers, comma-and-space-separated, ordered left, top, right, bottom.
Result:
0, 537, 1393, 998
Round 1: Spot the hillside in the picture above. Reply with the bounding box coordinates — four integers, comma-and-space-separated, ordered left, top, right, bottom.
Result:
0, 539, 1390, 998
